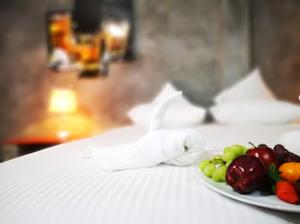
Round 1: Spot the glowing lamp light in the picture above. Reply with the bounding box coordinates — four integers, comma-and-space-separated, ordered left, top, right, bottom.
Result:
49, 88, 78, 113
104, 21, 129, 38
57, 130, 70, 141
103, 21, 130, 55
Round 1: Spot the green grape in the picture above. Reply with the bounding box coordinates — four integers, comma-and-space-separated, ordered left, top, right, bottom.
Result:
225, 161, 232, 168
233, 144, 248, 155
199, 160, 210, 171
212, 156, 224, 164
212, 165, 227, 182
222, 145, 247, 162
222, 150, 236, 162
200, 153, 230, 182
203, 163, 215, 177
231, 145, 245, 155
212, 155, 222, 160
242, 146, 249, 154
224, 146, 234, 153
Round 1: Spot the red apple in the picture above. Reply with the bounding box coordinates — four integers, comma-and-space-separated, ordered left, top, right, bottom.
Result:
246, 145, 277, 170
226, 155, 267, 194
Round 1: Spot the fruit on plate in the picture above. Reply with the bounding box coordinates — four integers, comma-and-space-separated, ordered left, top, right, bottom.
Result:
202, 162, 216, 177
199, 144, 247, 182
222, 145, 248, 162
199, 157, 227, 182
275, 180, 299, 204
274, 144, 300, 166
294, 181, 300, 195
212, 165, 227, 182
199, 142, 300, 205
226, 155, 266, 194
199, 160, 210, 171
279, 162, 300, 183
246, 143, 277, 170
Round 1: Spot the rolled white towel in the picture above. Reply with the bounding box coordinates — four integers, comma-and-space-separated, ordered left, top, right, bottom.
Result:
89, 129, 204, 171
279, 131, 300, 155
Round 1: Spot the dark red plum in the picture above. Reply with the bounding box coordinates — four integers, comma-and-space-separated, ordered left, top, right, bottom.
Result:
274, 144, 300, 166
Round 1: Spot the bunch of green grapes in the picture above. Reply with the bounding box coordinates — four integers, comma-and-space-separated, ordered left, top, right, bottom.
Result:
222, 145, 248, 163
199, 156, 228, 182
199, 145, 248, 182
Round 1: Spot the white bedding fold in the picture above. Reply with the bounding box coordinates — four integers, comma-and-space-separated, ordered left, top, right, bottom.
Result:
89, 129, 205, 171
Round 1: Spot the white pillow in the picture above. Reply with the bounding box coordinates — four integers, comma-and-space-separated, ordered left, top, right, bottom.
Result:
214, 69, 276, 104
210, 101, 300, 125
128, 83, 206, 128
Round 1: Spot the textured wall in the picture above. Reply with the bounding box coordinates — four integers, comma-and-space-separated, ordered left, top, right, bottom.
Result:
1, 0, 299, 143
252, 0, 300, 101
0, 0, 51, 140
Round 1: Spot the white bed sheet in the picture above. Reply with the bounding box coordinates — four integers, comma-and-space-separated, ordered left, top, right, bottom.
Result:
0, 124, 300, 224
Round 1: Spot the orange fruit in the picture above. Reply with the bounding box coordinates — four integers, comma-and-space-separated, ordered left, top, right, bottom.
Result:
279, 162, 300, 183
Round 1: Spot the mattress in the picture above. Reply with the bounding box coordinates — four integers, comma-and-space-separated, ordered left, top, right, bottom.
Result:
0, 124, 300, 224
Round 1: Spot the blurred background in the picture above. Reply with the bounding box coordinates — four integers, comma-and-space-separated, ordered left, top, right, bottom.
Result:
0, 0, 300, 160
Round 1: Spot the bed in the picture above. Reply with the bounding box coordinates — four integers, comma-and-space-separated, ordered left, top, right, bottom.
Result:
0, 124, 300, 224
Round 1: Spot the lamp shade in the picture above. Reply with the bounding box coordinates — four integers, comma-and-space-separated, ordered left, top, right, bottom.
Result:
49, 88, 78, 113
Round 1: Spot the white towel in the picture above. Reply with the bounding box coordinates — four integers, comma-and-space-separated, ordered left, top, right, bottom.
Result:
279, 131, 300, 155
89, 129, 204, 171
89, 91, 205, 171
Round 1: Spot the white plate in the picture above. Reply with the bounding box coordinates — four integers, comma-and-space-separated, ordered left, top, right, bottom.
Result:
194, 151, 300, 213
